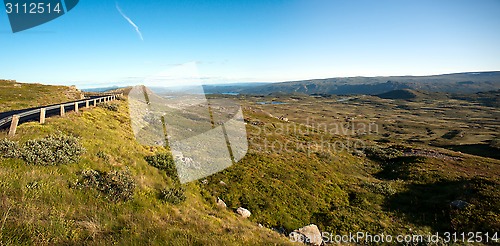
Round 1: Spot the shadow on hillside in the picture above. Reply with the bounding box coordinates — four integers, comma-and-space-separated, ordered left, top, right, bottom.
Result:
442, 144, 500, 160
384, 180, 468, 232
373, 156, 424, 181
383, 178, 500, 233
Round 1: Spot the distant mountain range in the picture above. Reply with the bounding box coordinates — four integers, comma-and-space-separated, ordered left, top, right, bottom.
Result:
82, 86, 122, 93
203, 71, 500, 95
84, 72, 500, 96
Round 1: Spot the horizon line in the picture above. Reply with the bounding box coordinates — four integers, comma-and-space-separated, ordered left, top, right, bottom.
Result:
3, 70, 500, 89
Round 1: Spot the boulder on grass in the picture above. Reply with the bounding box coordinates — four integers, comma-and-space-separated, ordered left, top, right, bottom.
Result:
289, 224, 322, 246
236, 207, 251, 218
216, 197, 227, 209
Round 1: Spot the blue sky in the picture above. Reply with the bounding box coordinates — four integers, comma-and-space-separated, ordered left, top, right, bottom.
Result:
1, 0, 499, 88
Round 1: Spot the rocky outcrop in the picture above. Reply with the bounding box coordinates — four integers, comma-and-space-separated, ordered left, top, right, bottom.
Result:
289, 224, 322, 246
217, 197, 227, 209
236, 207, 251, 218
278, 115, 289, 122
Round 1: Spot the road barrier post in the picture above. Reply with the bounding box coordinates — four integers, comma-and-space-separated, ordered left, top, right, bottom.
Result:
75, 102, 79, 113
60, 105, 65, 116
86, 100, 89, 108
8, 115, 20, 137
40, 108, 46, 124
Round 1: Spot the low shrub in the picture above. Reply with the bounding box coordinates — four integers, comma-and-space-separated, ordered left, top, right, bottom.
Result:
98, 103, 119, 112
145, 153, 177, 178
315, 151, 334, 163
74, 169, 136, 202
363, 145, 402, 161
21, 134, 85, 166
362, 181, 397, 196
96, 151, 109, 162
0, 138, 22, 158
158, 187, 186, 205
115, 95, 126, 101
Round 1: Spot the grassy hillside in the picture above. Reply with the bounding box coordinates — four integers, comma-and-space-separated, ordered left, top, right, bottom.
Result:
1, 83, 499, 245
0, 95, 292, 245
451, 89, 500, 108
201, 99, 499, 237
0, 80, 82, 112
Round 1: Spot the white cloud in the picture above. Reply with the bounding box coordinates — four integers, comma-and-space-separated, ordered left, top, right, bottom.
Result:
116, 2, 143, 41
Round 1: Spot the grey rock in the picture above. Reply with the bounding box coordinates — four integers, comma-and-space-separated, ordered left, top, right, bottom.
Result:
236, 207, 251, 218
450, 200, 469, 210
216, 197, 227, 209
289, 224, 322, 246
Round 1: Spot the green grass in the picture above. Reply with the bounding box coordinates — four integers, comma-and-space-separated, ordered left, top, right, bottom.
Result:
0, 82, 499, 245
201, 94, 499, 238
0, 96, 293, 245
0, 80, 82, 112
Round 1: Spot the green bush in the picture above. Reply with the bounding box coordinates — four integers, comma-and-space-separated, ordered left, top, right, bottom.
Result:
362, 182, 396, 196
363, 145, 402, 161
96, 150, 109, 162
145, 153, 177, 178
158, 187, 186, 205
0, 138, 21, 158
98, 103, 119, 112
21, 134, 85, 166
74, 169, 136, 202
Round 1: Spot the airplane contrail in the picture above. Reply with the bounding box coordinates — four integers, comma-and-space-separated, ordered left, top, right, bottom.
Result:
116, 3, 143, 41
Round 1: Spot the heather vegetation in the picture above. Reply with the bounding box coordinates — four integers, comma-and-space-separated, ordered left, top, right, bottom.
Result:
159, 187, 187, 205
97, 102, 119, 112
0, 82, 498, 245
0, 84, 292, 245
144, 153, 178, 178
0, 134, 85, 166
73, 169, 136, 202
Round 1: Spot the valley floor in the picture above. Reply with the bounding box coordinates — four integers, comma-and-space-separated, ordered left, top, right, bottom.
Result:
0, 89, 499, 245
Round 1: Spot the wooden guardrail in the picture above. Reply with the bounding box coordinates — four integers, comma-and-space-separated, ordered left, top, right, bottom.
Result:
0, 93, 123, 137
